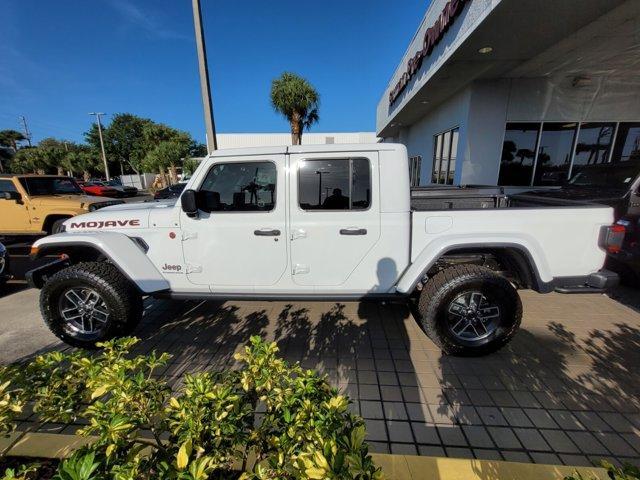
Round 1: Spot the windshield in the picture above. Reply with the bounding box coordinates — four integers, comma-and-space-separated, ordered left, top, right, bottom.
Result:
568, 162, 640, 189
19, 177, 83, 196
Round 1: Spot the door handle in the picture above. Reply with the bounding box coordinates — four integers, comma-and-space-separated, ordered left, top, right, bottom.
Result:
340, 228, 367, 236
254, 229, 281, 236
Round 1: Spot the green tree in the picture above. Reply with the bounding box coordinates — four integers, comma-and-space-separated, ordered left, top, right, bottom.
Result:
10, 147, 49, 174
270, 72, 320, 145
0, 130, 27, 152
38, 138, 70, 175
144, 140, 190, 187
85, 114, 152, 175
0, 130, 27, 173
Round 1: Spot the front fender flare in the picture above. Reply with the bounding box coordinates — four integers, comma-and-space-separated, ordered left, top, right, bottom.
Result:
32, 232, 170, 294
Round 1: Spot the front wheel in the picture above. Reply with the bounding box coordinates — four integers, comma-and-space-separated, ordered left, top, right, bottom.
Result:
40, 262, 142, 348
416, 265, 522, 356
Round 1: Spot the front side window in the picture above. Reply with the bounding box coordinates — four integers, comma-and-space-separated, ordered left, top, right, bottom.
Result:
432, 128, 458, 185
198, 161, 276, 212
299, 158, 371, 210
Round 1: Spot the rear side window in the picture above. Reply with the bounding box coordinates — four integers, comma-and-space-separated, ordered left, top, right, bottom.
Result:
0, 180, 17, 193
298, 158, 371, 211
198, 161, 276, 212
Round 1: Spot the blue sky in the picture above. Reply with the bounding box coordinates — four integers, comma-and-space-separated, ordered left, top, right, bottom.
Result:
0, 0, 427, 144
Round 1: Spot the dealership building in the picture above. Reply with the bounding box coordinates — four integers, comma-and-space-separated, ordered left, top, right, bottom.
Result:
377, 0, 640, 187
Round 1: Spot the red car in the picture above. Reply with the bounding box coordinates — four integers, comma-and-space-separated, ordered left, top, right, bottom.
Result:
79, 182, 120, 197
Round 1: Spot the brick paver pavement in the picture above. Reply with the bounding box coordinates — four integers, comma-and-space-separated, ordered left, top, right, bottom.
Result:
12, 289, 640, 466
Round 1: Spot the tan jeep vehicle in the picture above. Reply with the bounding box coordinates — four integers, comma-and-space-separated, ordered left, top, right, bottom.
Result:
0, 174, 124, 236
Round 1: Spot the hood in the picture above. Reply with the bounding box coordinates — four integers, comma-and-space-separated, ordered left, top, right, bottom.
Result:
30, 194, 113, 209
64, 200, 174, 232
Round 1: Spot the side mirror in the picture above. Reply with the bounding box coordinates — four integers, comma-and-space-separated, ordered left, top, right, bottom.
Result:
181, 189, 198, 217
1, 191, 21, 202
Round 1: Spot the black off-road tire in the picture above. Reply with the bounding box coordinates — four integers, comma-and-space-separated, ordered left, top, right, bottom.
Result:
417, 265, 522, 356
40, 262, 142, 348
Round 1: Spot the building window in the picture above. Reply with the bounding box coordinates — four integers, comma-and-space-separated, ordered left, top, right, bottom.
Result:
499, 123, 539, 186
611, 123, 640, 163
571, 123, 615, 177
499, 121, 640, 187
298, 158, 371, 210
432, 128, 458, 185
199, 161, 276, 212
409, 155, 422, 187
533, 123, 578, 186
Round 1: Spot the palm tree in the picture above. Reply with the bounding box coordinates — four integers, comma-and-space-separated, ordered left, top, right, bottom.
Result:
270, 72, 319, 145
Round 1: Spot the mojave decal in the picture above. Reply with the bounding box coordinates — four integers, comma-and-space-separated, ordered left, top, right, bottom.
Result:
69, 219, 141, 229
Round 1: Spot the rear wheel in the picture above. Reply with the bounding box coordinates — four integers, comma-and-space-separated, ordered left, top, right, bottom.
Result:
416, 265, 522, 356
40, 262, 142, 348
50, 218, 70, 234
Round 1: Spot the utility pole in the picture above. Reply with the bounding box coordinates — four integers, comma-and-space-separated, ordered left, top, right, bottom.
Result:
191, 0, 218, 153
19, 116, 32, 147
88, 112, 110, 181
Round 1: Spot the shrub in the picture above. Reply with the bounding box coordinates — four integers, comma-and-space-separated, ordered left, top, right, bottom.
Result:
0, 336, 382, 480
565, 460, 640, 480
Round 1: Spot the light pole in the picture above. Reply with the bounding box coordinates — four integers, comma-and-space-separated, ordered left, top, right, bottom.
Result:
89, 112, 110, 181
191, 0, 218, 153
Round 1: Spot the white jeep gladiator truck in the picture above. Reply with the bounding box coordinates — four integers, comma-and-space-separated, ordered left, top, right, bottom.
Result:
27, 144, 622, 355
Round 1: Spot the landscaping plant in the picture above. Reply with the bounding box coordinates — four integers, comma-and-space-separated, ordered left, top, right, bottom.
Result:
0, 336, 382, 480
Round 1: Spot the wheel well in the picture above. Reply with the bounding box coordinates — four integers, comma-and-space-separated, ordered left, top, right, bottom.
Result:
42, 215, 72, 234
425, 247, 540, 290
38, 244, 104, 264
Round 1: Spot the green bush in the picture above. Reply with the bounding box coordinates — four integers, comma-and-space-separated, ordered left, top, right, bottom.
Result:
0, 336, 383, 480
565, 460, 640, 480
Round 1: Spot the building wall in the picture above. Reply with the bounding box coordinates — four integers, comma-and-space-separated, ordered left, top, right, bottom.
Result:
398, 87, 472, 185
397, 73, 640, 186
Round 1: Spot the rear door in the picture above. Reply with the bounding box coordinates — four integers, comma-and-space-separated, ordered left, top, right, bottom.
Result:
181, 156, 287, 289
288, 152, 381, 288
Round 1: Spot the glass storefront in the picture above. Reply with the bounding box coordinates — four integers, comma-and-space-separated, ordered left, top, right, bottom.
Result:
499, 121, 640, 186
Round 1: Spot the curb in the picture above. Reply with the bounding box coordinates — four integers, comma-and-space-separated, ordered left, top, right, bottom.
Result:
3, 432, 609, 479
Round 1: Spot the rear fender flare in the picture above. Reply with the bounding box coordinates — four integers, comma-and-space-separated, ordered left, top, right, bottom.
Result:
396, 236, 550, 294
32, 232, 170, 294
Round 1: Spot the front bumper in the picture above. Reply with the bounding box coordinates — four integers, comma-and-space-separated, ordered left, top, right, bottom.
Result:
553, 269, 619, 294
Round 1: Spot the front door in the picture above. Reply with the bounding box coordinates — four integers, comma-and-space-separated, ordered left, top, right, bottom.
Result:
0, 179, 31, 232
288, 152, 381, 288
181, 157, 287, 289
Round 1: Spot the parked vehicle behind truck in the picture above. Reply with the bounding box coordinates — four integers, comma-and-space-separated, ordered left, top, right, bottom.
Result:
520, 160, 640, 283
0, 175, 124, 236
27, 144, 621, 355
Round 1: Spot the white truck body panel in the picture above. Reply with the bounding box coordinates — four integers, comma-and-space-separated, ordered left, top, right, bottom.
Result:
398, 208, 611, 294
33, 143, 614, 297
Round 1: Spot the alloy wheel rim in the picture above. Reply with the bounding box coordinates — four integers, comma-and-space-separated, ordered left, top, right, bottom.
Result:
447, 291, 501, 342
58, 287, 110, 335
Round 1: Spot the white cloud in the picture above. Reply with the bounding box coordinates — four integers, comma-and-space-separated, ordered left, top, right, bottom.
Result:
107, 0, 191, 41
